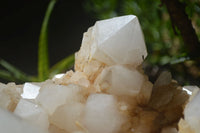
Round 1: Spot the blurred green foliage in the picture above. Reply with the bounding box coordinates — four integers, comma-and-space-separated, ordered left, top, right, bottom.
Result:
84, 0, 200, 84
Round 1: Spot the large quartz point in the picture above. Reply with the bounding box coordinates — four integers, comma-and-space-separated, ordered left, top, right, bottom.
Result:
75, 15, 147, 69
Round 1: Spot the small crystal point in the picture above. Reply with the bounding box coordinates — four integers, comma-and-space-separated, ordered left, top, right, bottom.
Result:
21, 83, 40, 99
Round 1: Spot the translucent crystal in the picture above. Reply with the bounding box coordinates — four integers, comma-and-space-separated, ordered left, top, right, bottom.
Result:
183, 89, 200, 133
21, 83, 40, 99
36, 83, 83, 115
82, 94, 125, 133
55, 71, 90, 88
94, 65, 145, 96
76, 15, 147, 67
154, 71, 172, 87
136, 81, 153, 105
50, 102, 84, 132
0, 107, 48, 133
90, 15, 147, 65
14, 99, 49, 130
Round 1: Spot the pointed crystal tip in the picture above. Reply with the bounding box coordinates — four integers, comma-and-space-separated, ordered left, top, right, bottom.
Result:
89, 15, 147, 66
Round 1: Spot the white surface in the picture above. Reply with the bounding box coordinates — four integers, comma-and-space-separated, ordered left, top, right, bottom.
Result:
14, 99, 49, 130
90, 15, 147, 66
36, 83, 82, 115
83, 94, 125, 133
21, 83, 40, 99
95, 65, 144, 96
0, 107, 48, 133
50, 102, 84, 132
184, 91, 200, 133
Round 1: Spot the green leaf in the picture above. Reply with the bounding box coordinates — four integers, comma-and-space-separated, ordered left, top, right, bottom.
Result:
0, 69, 15, 81
38, 0, 57, 81
0, 59, 37, 82
49, 54, 75, 77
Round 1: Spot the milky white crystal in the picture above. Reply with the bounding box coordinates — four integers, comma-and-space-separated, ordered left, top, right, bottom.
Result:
94, 65, 145, 96
183, 90, 200, 133
21, 83, 40, 99
0, 107, 48, 133
82, 94, 125, 133
36, 83, 83, 115
89, 15, 147, 66
50, 102, 84, 132
14, 99, 49, 130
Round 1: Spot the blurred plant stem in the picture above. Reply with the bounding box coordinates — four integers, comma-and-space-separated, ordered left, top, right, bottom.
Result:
38, 0, 57, 81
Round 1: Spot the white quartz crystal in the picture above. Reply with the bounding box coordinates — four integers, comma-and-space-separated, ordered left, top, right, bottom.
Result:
82, 94, 125, 133
21, 83, 40, 99
76, 15, 147, 68
0, 107, 48, 133
94, 65, 145, 96
89, 15, 147, 66
50, 102, 84, 132
183, 90, 200, 133
14, 99, 49, 130
36, 83, 83, 115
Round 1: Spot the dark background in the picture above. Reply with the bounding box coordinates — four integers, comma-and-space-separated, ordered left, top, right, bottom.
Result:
0, 0, 95, 77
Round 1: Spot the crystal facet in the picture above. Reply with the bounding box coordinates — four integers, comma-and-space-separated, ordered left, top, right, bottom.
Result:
21, 83, 40, 99
90, 15, 147, 66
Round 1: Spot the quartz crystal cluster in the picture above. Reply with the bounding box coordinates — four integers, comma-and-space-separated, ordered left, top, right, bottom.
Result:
0, 15, 199, 133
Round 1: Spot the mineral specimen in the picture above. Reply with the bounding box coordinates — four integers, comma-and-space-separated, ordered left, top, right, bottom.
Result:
0, 15, 198, 133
